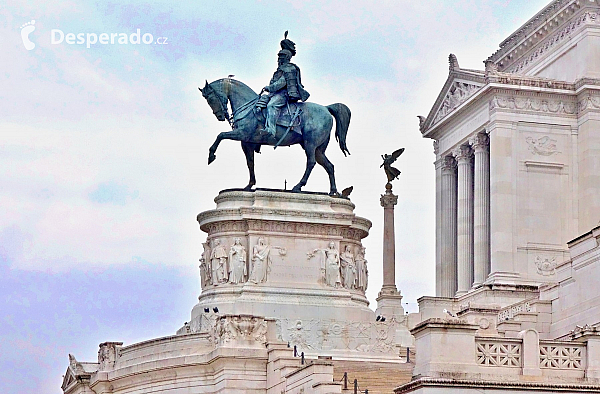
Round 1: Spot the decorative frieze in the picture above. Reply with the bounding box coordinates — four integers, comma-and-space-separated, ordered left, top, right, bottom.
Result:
578, 95, 600, 112
277, 317, 405, 354
476, 340, 522, 367
204, 219, 367, 240
490, 95, 576, 114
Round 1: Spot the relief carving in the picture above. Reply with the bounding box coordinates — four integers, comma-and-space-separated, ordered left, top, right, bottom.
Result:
526, 136, 559, 156
199, 241, 212, 288
490, 95, 576, 114
98, 342, 122, 372
340, 245, 357, 289
355, 246, 368, 292
212, 315, 268, 345
535, 256, 557, 276
248, 237, 286, 284
278, 317, 405, 354
433, 82, 481, 125
210, 238, 229, 284
308, 241, 341, 288
228, 238, 247, 284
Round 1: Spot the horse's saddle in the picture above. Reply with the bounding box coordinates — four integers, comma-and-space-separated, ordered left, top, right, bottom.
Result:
254, 102, 303, 135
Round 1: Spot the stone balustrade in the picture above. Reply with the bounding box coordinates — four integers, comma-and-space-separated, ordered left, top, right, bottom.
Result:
411, 319, 600, 382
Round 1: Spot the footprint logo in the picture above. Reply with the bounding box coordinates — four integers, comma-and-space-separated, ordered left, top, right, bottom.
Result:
20, 20, 36, 51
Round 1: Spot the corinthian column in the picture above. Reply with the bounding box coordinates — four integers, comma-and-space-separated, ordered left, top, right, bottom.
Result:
440, 156, 457, 298
376, 183, 404, 318
454, 145, 473, 296
380, 184, 398, 292
470, 133, 490, 287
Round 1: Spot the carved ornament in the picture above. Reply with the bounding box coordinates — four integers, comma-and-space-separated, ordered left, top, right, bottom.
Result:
489, 95, 576, 114
432, 82, 481, 125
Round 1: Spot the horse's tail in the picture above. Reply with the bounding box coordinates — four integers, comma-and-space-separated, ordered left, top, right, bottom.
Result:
327, 103, 351, 156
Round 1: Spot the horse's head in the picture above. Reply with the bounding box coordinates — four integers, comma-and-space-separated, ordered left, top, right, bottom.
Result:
199, 80, 229, 122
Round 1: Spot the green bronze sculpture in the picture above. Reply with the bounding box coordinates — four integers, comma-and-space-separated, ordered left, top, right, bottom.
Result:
257, 31, 310, 137
199, 32, 351, 195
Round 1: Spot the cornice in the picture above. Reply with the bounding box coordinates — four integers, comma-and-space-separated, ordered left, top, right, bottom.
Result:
421, 75, 579, 137
505, 10, 600, 74
487, 0, 599, 71
396, 377, 600, 393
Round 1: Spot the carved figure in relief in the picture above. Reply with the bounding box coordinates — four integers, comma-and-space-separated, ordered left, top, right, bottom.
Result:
248, 238, 286, 284
535, 256, 557, 276
340, 245, 356, 289
354, 246, 368, 291
228, 238, 247, 284
210, 239, 229, 284
199, 241, 212, 288
526, 136, 559, 156
308, 241, 341, 288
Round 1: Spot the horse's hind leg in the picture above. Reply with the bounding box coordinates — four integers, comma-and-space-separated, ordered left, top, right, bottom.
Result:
241, 142, 257, 190
315, 148, 337, 195
292, 145, 316, 192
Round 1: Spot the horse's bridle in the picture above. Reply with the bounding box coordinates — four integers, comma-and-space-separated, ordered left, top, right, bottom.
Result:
206, 80, 234, 128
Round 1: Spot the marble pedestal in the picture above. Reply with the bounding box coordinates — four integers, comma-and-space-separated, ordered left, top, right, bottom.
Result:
186, 189, 411, 356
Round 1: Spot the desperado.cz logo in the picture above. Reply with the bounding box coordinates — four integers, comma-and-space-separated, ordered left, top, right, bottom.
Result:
20, 20, 168, 50
51, 29, 168, 48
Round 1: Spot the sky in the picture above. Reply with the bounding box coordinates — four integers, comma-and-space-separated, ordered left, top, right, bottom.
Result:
1, 1, 550, 392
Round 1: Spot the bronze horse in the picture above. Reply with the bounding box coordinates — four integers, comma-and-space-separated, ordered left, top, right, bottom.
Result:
200, 78, 350, 194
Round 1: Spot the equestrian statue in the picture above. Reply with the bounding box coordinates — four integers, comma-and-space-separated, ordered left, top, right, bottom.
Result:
199, 32, 351, 195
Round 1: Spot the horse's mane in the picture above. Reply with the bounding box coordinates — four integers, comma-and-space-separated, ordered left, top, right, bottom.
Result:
212, 78, 258, 98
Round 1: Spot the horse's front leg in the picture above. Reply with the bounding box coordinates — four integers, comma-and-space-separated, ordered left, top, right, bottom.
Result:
208, 130, 244, 165
241, 142, 257, 190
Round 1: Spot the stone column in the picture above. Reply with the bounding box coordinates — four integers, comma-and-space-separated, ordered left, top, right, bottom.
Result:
380, 183, 398, 291
440, 156, 457, 298
434, 141, 443, 296
470, 133, 490, 287
454, 145, 474, 296
376, 183, 404, 318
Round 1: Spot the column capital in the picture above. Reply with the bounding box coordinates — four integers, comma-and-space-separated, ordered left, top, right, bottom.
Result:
452, 145, 472, 163
469, 133, 489, 153
442, 155, 457, 172
380, 190, 398, 208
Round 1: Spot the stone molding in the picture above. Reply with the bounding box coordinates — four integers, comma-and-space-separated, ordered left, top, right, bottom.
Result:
488, 73, 575, 91
487, 1, 596, 69
203, 219, 368, 241
396, 377, 600, 393
214, 189, 355, 209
